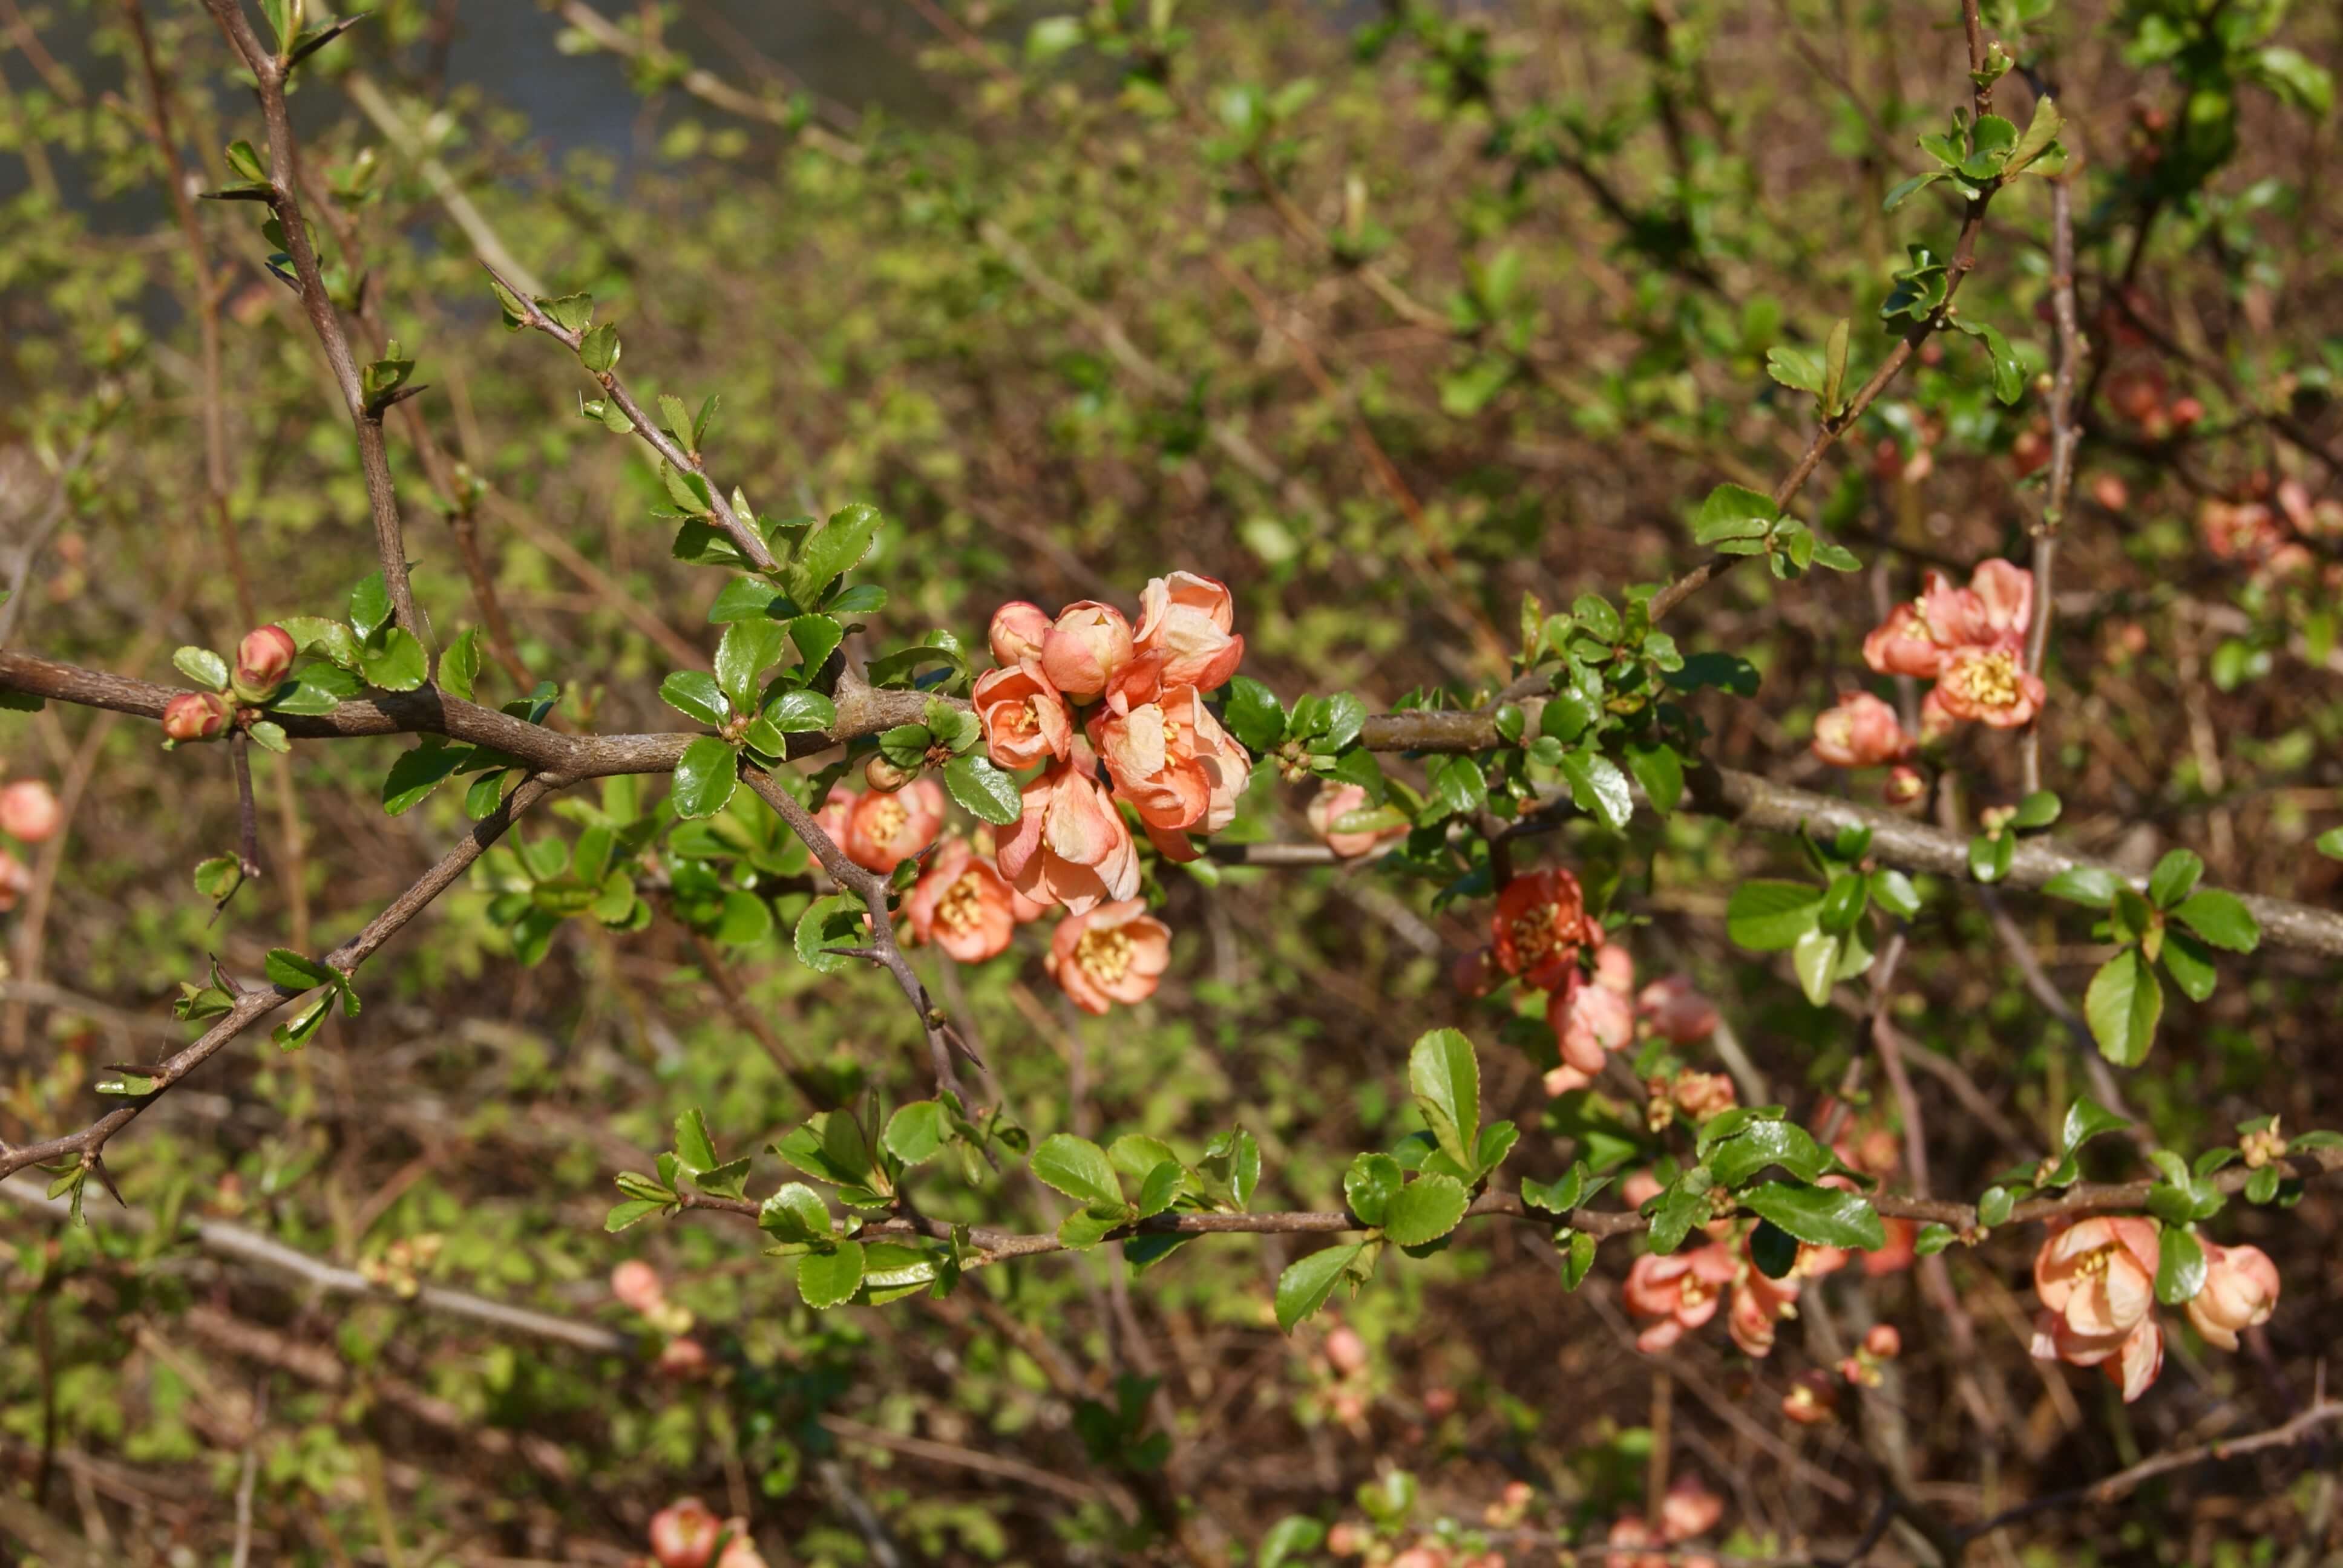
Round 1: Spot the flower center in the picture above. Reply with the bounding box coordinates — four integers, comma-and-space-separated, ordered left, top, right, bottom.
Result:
2071, 1244, 2116, 1281
1951, 649, 2023, 708
998, 699, 1040, 736
1679, 1275, 1713, 1312
1509, 901, 1571, 965
937, 872, 985, 933
1075, 924, 1135, 984
865, 798, 908, 844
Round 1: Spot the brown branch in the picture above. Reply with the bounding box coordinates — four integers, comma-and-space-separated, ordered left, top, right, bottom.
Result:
2024, 168, 2082, 795
197, 0, 430, 650
483, 262, 779, 574
0, 774, 560, 1181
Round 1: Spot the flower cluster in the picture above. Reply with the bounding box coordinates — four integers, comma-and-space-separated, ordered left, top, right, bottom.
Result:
2197, 476, 2343, 584
2028, 1218, 2279, 1402
1623, 1224, 1849, 1359
1816, 560, 2045, 783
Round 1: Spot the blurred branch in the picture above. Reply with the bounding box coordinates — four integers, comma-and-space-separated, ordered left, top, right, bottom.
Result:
2024, 169, 2083, 796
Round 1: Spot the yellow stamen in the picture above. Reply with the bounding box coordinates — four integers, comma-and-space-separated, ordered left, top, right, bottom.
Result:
1075, 924, 1135, 984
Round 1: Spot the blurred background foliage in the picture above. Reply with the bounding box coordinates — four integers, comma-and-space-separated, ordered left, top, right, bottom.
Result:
2, 0, 2341, 1563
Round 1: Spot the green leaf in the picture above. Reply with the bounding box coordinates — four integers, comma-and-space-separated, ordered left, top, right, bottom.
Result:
2004, 94, 2065, 174
1559, 1228, 1597, 1289
784, 502, 883, 606
264, 947, 338, 990
192, 855, 243, 901
1135, 1162, 1185, 1219
1736, 1181, 1887, 1250
1691, 482, 1780, 544
2009, 789, 2062, 830
604, 1199, 664, 1233
2148, 849, 2204, 909
762, 688, 839, 734
1791, 926, 1846, 1006
271, 993, 331, 1051
359, 627, 428, 692
1870, 867, 1921, 920
715, 620, 789, 710
1623, 740, 1683, 815
2084, 947, 2163, 1067
1381, 1174, 1469, 1246
796, 1241, 865, 1309
244, 719, 290, 754
1222, 677, 1286, 752
943, 754, 1022, 826
439, 628, 482, 702
674, 1107, 719, 1173
1343, 1152, 1404, 1227
1427, 754, 1488, 817
670, 736, 739, 820
381, 742, 467, 815
793, 893, 864, 975
2043, 866, 2122, 907
790, 614, 846, 674
2160, 929, 2218, 1002
2059, 1096, 2131, 1157
1763, 345, 1824, 398
1882, 169, 1945, 212
2170, 890, 2259, 952
1726, 880, 1822, 950
758, 1184, 834, 1246
1958, 317, 2025, 404
349, 573, 393, 638
1709, 1120, 1833, 1187
173, 646, 229, 690
2155, 1226, 2206, 1306
1558, 750, 1633, 831
707, 575, 785, 623
1976, 1185, 2015, 1227
1959, 113, 2019, 178
885, 1102, 948, 1165
1275, 1243, 1363, 1332
1748, 1218, 1800, 1279
1257, 1515, 1328, 1568
1913, 1223, 1958, 1256
2315, 826, 2343, 860
1822, 317, 1851, 414
656, 665, 726, 727
1407, 1029, 1480, 1170
578, 322, 621, 373
1031, 1134, 1122, 1207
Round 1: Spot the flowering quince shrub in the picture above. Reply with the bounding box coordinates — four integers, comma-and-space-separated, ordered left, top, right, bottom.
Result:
5, 1, 2343, 1565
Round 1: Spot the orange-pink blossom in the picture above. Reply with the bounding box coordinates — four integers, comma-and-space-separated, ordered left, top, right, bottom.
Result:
1811, 691, 1913, 768
1046, 898, 1172, 1014
0, 779, 61, 843
1307, 783, 1405, 859
2035, 1217, 2160, 1339
843, 778, 945, 874
988, 601, 1051, 666
997, 762, 1140, 915
904, 838, 1018, 963
1039, 601, 1133, 700
2185, 1240, 2279, 1350
1133, 571, 1244, 691
1623, 1243, 1737, 1353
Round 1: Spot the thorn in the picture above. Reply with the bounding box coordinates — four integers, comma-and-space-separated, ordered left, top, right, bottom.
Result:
90, 1154, 128, 1209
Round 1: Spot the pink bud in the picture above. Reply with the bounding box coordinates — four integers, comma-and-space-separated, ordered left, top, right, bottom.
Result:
234, 624, 298, 696
1038, 601, 1132, 701
647, 1498, 724, 1568
1323, 1325, 1368, 1376
162, 691, 231, 743
0, 780, 61, 844
611, 1259, 666, 1315
1863, 1324, 1902, 1359
1882, 764, 1927, 806
988, 601, 1052, 667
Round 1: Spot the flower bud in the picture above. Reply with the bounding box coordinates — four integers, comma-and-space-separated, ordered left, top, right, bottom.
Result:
233, 624, 298, 697
0, 780, 62, 844
1882, 764, 1926, 806
988, 601, 1052, 667
863, 754, 917, 793
162, 691, 232, 743
1863, 1324, 1902, 1359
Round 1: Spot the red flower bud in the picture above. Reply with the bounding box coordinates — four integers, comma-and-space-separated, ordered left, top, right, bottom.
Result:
234, 624, 298, 696
162, 691, 232, 743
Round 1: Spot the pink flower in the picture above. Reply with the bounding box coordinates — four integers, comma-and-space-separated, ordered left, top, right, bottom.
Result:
611, 1259, 666, 1315
1882, 764, 1927, 806
649, 1499, 724, 1568
1040, 601, 1133, 700
1864, 1324, 1902, 1359
233, 623, 298, 697
1133, 571, 1244, 691
1548, 979, 1635, 1074
2185, 1241, 2279, 1350
162, 690, 231, 742
0, 780, 61, 844
1781, 1370, 1838, 1425
2039, 1312, 2166, 1402
973, 662, 1074, 769
988, 601, 1052, 666
1089, 679, 1251, 848
1863, 1218, 1918, 1276
1623, 1243, 1737, 1353
1932, 642, 2046, 728
1726, 1257, 1799, 1357
1862, 601, 1950, 679
715, 1527, 770, 1568
904, 838, 1017, 963
1307, 783, 1404, 859
0, 851, 28, 913
2035, 1217, 2160, 1338
1659, 1474, 1725, 1543
1490, 867, 1590, 992
1046, 898, 1172, 1014
1593, 942, 1636, 995
1635, 976, 1717, 1044
1970, 558, 2033, 640
1604, 1518, 1666, 1568
812, 784, 856, 847
1811, 691, 1913, 768
1323, 1324, 1369, 1376
844, 778, 945, 874
997, 762, 1139, 915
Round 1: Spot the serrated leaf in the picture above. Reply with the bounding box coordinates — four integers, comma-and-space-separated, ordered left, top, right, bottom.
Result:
359, 627, 428, 692
1275, 1243, 1363, 1332
793, 892, 864, 975
885, 1102, 948, 1165
943, 754, 1021, 826
2171, 889, 2258, 952
264, 947, 338, 990
1408, 1029, 1480, 1170
2148, 849, 2204, 908
796, 1240, 865, 1308
1883, 170, 1945, 211
2084, 947, 2162, 1067
382, 742, 467, 815
2155, 1226, 2206, 1305
763, 688, 838, 735
1558, 750, 1633, 831
1727, 880, 1822, 951
670, 736, 739, 820
1381, 1174, 1469, 1246
1222, 677, 1286, 752
1736, 1181, 1886, 1250
2043, 866, 2121, 907
1693, 482, 1779, 545
174, 647, 229, 690
1031, 1133, 1122, 1207
2059, 1096, 2131, 1157
1344, 1152, 1404, 1226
